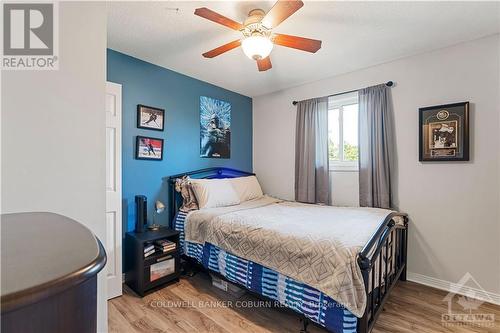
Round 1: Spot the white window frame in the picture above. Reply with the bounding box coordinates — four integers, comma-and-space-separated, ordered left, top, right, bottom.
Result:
328, 92, 359, 172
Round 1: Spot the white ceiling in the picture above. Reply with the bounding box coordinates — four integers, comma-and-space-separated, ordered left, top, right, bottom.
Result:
107, 1, 500, 97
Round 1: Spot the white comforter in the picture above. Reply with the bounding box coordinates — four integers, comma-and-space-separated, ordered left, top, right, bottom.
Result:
184, 196, 396, 317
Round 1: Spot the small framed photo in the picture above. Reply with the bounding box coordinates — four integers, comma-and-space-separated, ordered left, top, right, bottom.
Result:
136, 136, 163, 161
419, 102, 469, 162
137, 104, 165, 131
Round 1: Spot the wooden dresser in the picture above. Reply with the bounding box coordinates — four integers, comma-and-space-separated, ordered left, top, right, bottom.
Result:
1, 212, 107, 333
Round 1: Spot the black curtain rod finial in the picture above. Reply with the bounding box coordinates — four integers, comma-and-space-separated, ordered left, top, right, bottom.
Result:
292, 81, 394, 106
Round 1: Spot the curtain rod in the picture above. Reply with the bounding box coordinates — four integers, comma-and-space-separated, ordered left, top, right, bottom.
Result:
291, 81, 394, 106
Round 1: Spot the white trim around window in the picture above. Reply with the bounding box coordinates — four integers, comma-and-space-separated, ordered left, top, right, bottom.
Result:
328, 91, 359, 172
329, 160, 359, 172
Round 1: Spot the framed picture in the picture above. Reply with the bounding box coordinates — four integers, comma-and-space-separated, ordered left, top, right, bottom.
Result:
419, 102, 469, 162
136, 136, 163, 161
150, 258, 175, 282
137, 104, 165, 131
200, 96, 231, 159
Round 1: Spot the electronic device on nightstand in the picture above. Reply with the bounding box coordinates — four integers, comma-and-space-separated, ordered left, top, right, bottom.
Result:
134, 195, 147, 233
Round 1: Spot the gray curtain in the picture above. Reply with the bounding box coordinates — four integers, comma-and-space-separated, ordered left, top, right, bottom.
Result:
358, 84, 395, 209
295, 97, 329, 204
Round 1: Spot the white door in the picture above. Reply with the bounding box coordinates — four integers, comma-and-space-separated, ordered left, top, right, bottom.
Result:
106, 81, 122, 299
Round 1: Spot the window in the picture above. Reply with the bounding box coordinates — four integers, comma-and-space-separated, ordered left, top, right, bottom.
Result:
328, 92, 359, 171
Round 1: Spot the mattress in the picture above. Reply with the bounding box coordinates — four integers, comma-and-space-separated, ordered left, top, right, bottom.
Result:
183, 196, 397, 317
175, 211, 358, 333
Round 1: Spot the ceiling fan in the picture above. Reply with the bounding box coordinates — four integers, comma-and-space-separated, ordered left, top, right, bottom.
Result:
194, 0, 322, 72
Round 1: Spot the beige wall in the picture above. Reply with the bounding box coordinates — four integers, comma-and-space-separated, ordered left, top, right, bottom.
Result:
1, 3, 108, 331
253, 35, 500, 296
330, 171, 359, 207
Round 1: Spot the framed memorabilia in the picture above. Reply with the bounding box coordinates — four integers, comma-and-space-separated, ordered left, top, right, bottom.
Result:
136, 136, 163, 161
419, 102, 469, 162
137, 104, 165, 131
199, 96, 231, 159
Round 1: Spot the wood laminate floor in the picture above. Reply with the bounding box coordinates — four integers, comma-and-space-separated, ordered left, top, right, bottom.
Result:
109, 272, 500, 333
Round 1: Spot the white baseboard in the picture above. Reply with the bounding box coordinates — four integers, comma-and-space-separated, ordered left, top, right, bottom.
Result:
407, 272, 500, 306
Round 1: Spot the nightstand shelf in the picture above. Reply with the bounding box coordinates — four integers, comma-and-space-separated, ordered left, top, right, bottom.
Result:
125, 227, 180, 297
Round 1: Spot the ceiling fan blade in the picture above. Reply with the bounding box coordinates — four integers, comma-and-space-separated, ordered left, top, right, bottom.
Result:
261, 0, 304, 29
202, 40, 242, 58
273, 33, 322, 53
194, 7, 244, 31
257, 57, 272, 71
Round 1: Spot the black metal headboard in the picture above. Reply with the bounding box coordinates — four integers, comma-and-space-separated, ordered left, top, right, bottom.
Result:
166, 167, 255, 227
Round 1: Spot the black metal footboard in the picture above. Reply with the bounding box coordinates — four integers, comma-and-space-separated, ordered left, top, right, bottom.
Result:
356, 213, 409, 333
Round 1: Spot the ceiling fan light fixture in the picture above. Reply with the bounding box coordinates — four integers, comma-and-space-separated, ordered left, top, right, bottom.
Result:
241, 35, 273, 60
195, 1, 321, 72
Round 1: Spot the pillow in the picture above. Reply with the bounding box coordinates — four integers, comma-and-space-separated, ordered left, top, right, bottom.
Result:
174, 176, 199, 212
190, 178, 240, 209
229, 176, 264, 202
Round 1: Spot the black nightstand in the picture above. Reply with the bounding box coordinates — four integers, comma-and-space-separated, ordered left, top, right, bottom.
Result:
124, 227, 180, 297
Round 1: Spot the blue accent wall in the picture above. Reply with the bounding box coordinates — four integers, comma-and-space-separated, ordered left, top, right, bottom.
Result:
107, 49, 252, 233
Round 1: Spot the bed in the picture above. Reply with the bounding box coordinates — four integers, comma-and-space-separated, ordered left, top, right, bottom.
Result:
167, 167, 408, 333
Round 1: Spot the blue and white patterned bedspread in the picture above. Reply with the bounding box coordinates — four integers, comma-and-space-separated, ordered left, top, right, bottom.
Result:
175, 211, 358, 333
